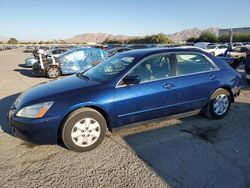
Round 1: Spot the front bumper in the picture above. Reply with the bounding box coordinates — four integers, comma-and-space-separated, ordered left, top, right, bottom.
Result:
8, 112, 62, 144
32, 63, 46, 77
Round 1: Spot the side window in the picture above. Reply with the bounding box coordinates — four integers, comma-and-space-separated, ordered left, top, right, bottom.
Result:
74, 51, 85, 61
218, 45, 227, 49
91, 49, 101, 57
85, 49, 92, 56
128, 54, 172, 82
176, 53, 216, 76
62, 53, 75, 63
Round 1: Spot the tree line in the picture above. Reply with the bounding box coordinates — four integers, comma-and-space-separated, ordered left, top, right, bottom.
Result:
0, 38, 67, 44
3, 32, 250, 45
104, 33, 173, 44
187, 31, 250, 43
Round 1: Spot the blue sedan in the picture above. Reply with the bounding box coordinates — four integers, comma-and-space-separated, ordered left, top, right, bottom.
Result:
8, 48, 242, 152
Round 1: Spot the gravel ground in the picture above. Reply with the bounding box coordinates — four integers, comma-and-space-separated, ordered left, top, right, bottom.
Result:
0, 48, 250, 188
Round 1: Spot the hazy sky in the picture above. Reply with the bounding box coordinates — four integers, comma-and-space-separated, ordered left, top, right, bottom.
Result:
1, 0, 250, 40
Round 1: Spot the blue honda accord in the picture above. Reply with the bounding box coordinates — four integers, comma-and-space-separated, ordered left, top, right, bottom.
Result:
8, 48, 242, 152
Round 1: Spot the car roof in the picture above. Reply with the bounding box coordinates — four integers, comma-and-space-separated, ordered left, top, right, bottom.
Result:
120, 47, 206, 57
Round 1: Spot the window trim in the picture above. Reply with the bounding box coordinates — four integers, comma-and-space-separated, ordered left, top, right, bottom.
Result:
116, 51, 220, 88
174, 51, 219, 76
116, 52, 175, 88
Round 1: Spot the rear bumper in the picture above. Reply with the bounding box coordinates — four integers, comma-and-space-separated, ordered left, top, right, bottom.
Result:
232, 86, 241, 97
8, 113, 62, 144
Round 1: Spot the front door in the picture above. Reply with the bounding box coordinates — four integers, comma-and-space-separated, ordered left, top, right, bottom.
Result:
114, 53, 178, 128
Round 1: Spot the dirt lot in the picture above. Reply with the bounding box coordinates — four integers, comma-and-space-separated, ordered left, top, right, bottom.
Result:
0, 48, 250, 188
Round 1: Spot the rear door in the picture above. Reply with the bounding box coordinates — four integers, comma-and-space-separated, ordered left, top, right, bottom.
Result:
114, 53, 178, 127
174, 52, 220, 113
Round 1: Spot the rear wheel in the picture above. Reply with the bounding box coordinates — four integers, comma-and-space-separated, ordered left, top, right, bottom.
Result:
204, 88, 231, 119
46, 65, 61, 78
61, 108, 107, 152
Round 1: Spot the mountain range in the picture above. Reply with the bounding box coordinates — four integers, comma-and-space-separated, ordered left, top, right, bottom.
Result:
65, 27, 220, 43
0, 27, 220, 43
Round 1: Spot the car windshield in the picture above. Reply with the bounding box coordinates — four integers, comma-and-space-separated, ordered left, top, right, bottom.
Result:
81, 54, 136, 82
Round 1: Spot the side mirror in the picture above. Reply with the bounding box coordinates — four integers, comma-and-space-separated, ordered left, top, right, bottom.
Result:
123, 75, 141, 85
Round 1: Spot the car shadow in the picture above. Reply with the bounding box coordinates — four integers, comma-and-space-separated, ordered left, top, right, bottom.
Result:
122, 102, 250, 188
0, 93, 21, 135
18, 64, 31, 68
14, 68, 34, 78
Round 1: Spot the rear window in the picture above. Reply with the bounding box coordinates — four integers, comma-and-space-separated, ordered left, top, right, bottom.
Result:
176, 53, 216, 75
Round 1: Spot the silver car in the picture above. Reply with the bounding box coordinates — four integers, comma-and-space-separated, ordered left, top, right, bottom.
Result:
24, 48, 69, 67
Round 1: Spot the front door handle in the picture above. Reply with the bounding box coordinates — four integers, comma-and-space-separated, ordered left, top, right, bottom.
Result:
209, 74, 218, 80
163, 83, 175, 89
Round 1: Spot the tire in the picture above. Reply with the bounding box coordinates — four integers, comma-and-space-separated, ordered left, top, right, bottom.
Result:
211, 52, 215, 56
204, 88, 231, 119
45, 65, 61, 78
61, 108, 107, 152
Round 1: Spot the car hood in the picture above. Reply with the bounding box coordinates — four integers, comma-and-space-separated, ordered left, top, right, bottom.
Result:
14, 75, 98, 109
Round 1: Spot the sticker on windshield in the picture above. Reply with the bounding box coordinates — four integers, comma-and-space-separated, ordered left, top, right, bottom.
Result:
104, 65, 114, 73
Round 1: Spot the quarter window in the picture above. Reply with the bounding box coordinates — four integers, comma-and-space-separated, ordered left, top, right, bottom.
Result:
176, 53, 216, 75
128, 54, 172, 82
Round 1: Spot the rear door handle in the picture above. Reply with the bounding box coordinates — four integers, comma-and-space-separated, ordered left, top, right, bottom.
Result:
209, 74, 218, 80
163, 83, 175, 89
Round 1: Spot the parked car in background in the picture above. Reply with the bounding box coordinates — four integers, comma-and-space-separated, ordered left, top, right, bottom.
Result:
245, 50, 250, 83
25, 48, 69, 67
206, 44, 228, 56
218, 56, 241, 69
228, 46, 250, 63
194, 42, 209, 49
107, 47, 132, 57
233, 43, 243, 48
23, 46, 36, 53
33, 48, 108, 78
45, 48, 69, 58
8, 48, 242, 152
25, 57, 39, 67
33, 46, 50, 57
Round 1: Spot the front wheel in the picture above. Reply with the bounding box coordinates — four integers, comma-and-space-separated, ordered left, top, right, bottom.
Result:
204, 88, 231, 119
46, 65, 61, 78
61, 108, 107, 152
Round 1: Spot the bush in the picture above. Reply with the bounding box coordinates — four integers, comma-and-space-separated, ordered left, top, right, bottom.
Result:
128, 33, 173, 44
8, 38, 18, 44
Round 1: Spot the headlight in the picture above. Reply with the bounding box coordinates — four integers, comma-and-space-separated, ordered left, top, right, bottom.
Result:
16, 102, 54, 118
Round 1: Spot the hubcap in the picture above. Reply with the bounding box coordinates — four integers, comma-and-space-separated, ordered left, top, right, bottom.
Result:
71, 118, 101, 147
48, 68, 59, 77
213, 94, 229, 116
